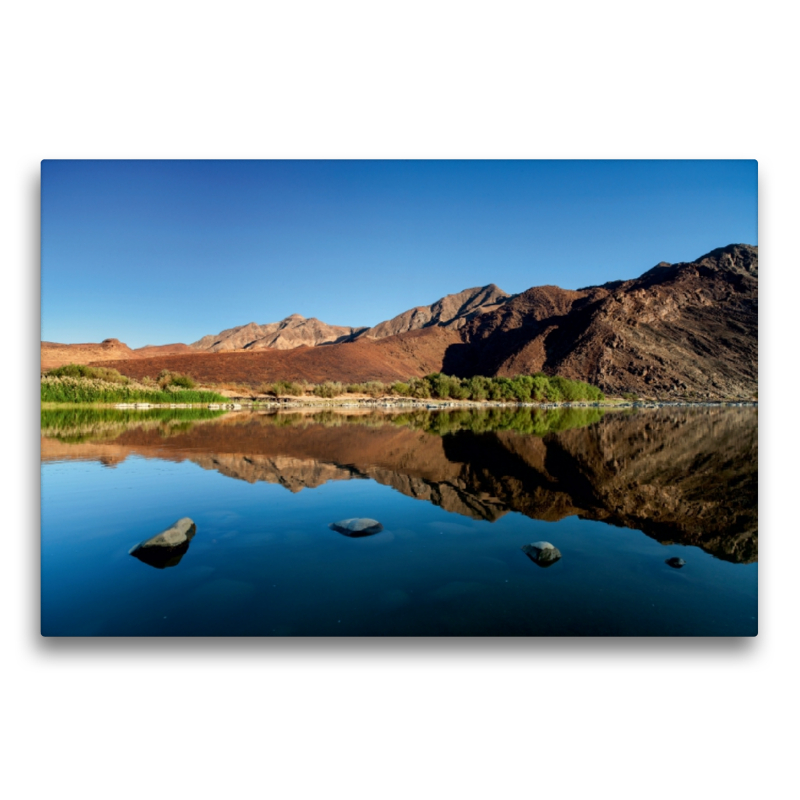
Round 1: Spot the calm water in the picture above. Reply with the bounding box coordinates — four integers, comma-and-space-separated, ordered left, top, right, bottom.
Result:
41, 405, 757, 636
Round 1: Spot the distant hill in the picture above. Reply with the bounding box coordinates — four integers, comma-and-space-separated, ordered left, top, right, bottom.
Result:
41, 339, 194, 371
41, 338, 138, 372
44, 244, 758, 400
190, 314, 365, 352
134, 343, 195, 358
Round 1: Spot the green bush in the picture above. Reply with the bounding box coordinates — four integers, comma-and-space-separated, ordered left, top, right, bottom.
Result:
390, 382, 411, 396
465, 376, 488, 401
408, 377, 432, 399
151, 369, 197, 390
509, 376, 533, 402
271, 381, 304, 397
169, 373, 196, 389
313, 381, 343, 398
46, 364, 130, 384
410, 372, 604, 403
364, 381, 386, 397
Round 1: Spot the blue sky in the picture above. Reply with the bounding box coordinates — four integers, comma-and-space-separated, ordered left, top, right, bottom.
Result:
41, 160, 757, 348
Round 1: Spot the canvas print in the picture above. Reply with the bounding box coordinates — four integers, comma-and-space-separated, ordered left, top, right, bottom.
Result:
40, 160, 758, 636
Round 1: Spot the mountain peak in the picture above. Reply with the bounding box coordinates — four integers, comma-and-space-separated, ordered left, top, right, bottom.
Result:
191, 313, 360, 352
354, 284, 510, 341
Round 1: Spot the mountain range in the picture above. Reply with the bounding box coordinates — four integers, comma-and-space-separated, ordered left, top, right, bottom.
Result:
186, 283, 511, 351
41, 243, 758, 400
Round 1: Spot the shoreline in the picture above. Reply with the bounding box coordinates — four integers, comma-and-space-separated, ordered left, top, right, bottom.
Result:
42, 398, 759, 411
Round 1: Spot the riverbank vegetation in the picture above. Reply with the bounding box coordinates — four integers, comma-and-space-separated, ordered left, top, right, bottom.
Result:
42, 365, 227, 404
42, 366, 604, 405
259, 373, 605, 402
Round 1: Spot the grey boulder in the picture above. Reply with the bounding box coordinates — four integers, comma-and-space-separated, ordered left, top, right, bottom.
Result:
665, 557, 686, 569
521, 541, 562, 568
329, 518, 383, 538
129, 517, 196, 569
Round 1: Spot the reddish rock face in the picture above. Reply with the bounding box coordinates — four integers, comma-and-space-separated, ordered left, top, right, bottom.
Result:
187, 285, 511, 352
445, 244, 758, 400
352, 284, 510, 340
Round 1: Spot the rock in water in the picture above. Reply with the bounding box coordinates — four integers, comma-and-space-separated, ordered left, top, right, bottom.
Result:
329, 518, 383, 538
665, 557, 686, 569
129, 517, 197, 569
521, 541, 562, 568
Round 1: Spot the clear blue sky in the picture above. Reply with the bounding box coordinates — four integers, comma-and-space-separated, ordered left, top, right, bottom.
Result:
41, 160, 757, 348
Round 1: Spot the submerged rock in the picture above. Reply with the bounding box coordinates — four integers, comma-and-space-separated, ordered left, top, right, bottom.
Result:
129, 517, 197, 569
329, 518, 383, 537
665, 557, 686, 569
521, 541, 562, 568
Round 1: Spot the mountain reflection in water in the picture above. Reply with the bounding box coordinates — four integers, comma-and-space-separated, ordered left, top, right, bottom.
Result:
41, 406, 757, 564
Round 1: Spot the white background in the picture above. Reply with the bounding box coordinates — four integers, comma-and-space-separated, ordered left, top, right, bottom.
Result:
3, 2, 796, 799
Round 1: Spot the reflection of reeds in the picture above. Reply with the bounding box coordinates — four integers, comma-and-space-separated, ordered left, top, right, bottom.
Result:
40, 407, 227, 443
394, 407, 606, 436
40, 405, 608, 442
250, 406, 606, 436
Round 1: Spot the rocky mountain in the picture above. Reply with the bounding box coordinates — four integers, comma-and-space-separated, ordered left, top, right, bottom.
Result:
439, 243, 758, 399
190, 314, 365, 352
57, 243, 757, 400
188, 284, 509, 352
351, 284, 510, 340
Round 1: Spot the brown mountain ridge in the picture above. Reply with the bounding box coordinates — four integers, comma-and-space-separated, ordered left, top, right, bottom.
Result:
44, 244, 758, 400
187, 284, 510, 352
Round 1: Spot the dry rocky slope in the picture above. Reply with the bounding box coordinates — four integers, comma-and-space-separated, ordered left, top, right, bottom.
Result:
187, 284, 509, 351
50, 244, 756, 400
442, 244, 758, 399
350, 284, 510, 340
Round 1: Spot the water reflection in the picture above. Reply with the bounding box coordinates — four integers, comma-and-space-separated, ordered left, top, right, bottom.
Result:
41, 407, 227, 444
41, 406, 757, 563
329, 518, 384, 537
